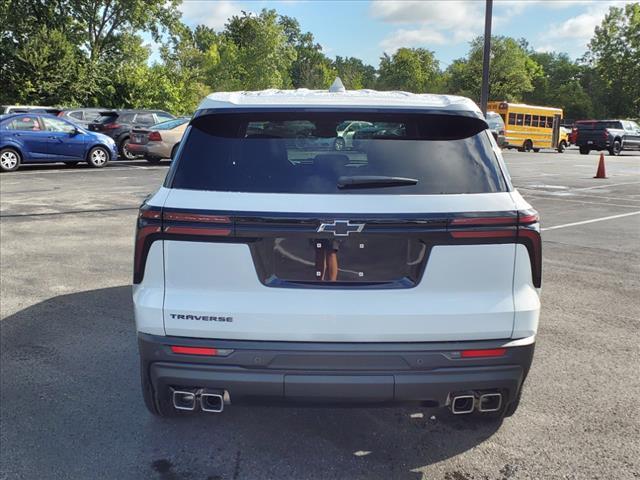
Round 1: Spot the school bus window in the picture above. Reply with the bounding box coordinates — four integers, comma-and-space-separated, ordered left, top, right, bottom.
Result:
516, 114, 524, 126
524, 114, 531, 126
508, 113, 516, 125
532, 115, 539, 127
539, 117, 546, 128
547, 116, 554, 128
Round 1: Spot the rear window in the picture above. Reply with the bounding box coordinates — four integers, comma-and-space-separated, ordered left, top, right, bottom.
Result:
94, 113, 118, 124
169, 111, 507, 195
154, 118, 189, 130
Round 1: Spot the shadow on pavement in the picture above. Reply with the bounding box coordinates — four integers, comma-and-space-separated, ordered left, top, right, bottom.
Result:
0, 286, 502, 479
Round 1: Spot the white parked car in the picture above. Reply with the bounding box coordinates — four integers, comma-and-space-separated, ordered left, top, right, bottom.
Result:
133, 81, 541, 418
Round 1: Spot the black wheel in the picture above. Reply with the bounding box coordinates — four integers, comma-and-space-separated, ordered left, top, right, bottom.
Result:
119, 137, 137, 160
86, 146, 110, 168
523, 140, 533, 152
579, 146, 590, 155
609, 140, 621, 156
557, 141, 566, 153
145, 157, 162, 164
334, 137, 345, 151
0, 147, 21, 172
64, 161, 79, 167
533, 148, 540, 153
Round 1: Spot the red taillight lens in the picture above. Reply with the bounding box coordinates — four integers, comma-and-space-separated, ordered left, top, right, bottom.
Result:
148, 131, 162, 141
104, 122, 121, 130
461, 348, 507, 358
133, 206, 233, 284
171, 346, 217, 356
448, 210, 541, 288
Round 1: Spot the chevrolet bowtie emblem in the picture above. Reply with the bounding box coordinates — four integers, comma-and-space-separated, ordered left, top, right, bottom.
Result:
317, 220, 365, 237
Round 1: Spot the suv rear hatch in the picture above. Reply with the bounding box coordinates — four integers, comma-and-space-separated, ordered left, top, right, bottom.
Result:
138, 110, 537, 342
88, 111, 119, 132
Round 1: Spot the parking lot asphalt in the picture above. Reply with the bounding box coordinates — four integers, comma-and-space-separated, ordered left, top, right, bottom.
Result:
1, 150, 639, 480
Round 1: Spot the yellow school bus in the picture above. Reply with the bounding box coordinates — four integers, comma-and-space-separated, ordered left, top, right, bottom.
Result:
487, 102, 568, 152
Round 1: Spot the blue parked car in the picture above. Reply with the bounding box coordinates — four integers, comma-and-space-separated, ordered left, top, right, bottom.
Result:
0, 113, 118, 171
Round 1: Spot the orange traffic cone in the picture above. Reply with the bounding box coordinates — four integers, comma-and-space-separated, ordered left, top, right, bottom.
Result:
594, 152, 607, 179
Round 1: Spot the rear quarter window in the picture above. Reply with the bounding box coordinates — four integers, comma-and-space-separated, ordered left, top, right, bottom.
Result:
168, 111, 508, 195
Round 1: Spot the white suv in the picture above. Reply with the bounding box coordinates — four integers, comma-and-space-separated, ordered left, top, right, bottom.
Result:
133, 83, 541, 418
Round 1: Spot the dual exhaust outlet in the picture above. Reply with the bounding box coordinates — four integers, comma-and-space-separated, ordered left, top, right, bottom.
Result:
450, 391, 502, 414
172, 388, 226, 413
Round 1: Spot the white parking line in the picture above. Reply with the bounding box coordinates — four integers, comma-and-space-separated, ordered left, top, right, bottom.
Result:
574, 181, 640, 191
542, 211, 640, 231
7, 166, 165, 175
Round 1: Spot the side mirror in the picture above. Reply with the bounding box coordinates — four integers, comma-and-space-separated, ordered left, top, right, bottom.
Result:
71, 127, 81, 135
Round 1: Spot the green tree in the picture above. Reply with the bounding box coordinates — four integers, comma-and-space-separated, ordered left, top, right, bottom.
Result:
377, 48, 441, 93
8, 27, 86, 105
583, 3, 640, 117
278, 15, 335, 89
206, 9, 296, 90
446, 36, 542, 102
524, 52, 593, 119
332, 56, 376, 89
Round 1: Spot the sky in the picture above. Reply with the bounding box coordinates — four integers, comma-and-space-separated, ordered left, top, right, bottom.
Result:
172, 0, 634, 68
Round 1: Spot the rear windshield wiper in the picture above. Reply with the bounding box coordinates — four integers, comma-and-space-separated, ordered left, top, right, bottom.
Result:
337, 175, 419, 189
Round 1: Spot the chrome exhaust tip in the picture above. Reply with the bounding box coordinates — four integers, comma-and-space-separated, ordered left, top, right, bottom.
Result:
478, 392, 502, 413
451, 394, 475, 414
172, 390, 196, 411
200, 392, 224, 413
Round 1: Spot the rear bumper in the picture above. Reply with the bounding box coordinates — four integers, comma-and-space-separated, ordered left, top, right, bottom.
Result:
139, 333, 534, 407
145, 141, 172, 159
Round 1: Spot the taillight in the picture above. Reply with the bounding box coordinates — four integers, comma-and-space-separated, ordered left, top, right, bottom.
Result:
170, 345, 234, 356
448, 210, 541, 288
461, 348, 507, 358
104, 122, 121, 130
133, 205, 232, 284
148, 131, 162, 141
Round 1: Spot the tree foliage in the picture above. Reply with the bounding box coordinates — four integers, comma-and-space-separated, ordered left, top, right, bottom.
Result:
584, 3, 640, 118
445, 36, 542, 102
377, 48, 441, 93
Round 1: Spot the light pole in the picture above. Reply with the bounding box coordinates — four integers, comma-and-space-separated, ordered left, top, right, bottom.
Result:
480, 0, 493, 116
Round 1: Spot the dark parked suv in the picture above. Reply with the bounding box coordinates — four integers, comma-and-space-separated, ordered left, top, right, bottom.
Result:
88, 110, 175, 159
575, 119, 640, 155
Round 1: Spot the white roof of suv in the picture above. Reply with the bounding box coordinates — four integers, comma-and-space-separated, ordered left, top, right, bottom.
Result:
197, 79, 481, 114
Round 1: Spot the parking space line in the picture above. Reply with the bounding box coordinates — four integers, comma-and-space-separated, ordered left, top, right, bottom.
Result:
541, 211, 640, 231
523, 194, 640, 209
574, 181, 640, 191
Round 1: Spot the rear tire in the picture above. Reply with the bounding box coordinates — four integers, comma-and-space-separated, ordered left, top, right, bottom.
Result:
579, 146, 590, 155
609, 140, 621, 156
86, 146, 110, 168
557, 141, 566, 153
533, 148, 540, 153
523, 140, 533, 152
119, 137, 137, 160
140, 365, 179, 418
145, 157, 162, 164
0, 147, 21, 172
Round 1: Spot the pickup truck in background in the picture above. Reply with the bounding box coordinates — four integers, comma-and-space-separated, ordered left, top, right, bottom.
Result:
575, 119, 640, 155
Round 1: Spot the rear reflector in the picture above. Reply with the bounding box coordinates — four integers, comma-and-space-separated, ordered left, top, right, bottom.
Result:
171, 346, 218, 356
461, 348, 507, 358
